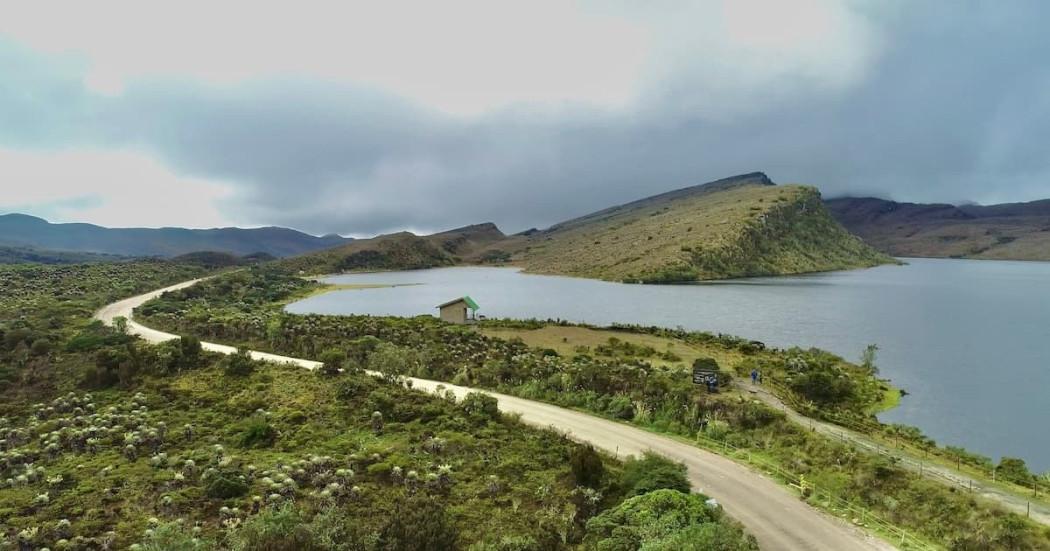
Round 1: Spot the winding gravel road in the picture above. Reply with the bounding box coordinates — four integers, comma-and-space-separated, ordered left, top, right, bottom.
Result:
95, 280, 894, 551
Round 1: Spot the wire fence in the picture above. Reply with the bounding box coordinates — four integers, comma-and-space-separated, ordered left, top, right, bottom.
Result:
761, 381, 1047, 503
694, 433, 940, 550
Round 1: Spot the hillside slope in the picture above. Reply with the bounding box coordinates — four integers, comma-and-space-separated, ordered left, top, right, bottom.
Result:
279, 222, 507, 274
0, 244, 130, 264
826, 197, 1050, 260
506, 173, 893, 282
0, 213, 349, 257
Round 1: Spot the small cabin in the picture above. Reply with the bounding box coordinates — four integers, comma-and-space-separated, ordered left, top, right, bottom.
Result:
436, 296, 479, 324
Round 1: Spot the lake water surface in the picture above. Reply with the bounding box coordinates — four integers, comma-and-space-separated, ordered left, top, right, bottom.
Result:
286, 259, 1050, 471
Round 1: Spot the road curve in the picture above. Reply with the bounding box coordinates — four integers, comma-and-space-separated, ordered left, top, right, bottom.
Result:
95, 280, 894, 551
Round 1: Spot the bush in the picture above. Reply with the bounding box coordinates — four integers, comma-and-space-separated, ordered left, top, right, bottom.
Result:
467, 536, 539, 551
461, 392, 500, 422
569, 444, 606, 488
204, 469, 250, 499
378, 496, 458, 551
318, 348, 347, 376
367, 342, 418, 382
239, 418, 278, 448
605, 395, 636, 420
227, 503, 319, 551
621, 452, 690, 496
224, 348, 257, 377
138, 521, 213, 551
585, 489, 756, 550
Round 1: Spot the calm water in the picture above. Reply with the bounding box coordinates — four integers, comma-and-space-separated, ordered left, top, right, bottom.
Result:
287, 259, 1050, 471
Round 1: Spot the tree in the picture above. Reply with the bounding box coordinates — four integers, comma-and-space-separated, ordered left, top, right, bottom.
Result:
997, 457, 1032, 485
861, 344, 879, 375
113, 316, 129, 335
178, 335, 203, 369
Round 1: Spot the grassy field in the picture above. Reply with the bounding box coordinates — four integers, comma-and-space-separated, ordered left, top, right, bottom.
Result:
479, 325, 744, 371
478, 324, 902, 415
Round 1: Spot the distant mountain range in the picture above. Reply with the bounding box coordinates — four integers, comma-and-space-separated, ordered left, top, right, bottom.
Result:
0, 245, 131, 265
0, 213, 350, 258
282, 173, 894, 282
826, 197, 1050, 261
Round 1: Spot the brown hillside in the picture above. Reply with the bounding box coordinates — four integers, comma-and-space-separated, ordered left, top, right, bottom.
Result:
826, 197, 1050, 260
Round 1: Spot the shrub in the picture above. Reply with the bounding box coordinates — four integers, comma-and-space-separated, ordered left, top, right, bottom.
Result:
621, 452, 690, 496
368, 342, 418, 382
461, 392, 500, 422
585, 489, 756, 550
224, 348, 257, 377
378, 495, 458, 551
467, 535, 540, 551
605, 395, 636, 420
204, 469, 250, 499
239, 418, 278, 448
569, 444, 606, 488
318, 348, 347, 376
227, 503, 319, 551
137, 521, 213, 551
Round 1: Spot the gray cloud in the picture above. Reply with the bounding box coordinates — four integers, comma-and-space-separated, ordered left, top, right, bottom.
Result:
1, 2, 1048, 236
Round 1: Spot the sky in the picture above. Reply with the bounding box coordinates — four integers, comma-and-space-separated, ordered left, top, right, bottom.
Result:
1, 1, 1048, 236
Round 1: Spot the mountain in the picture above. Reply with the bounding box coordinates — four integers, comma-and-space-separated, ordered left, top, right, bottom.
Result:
279, 222, 506, 274
499, 172, 893, 282
287, 172, 893, 282
0, 245, 131, 265
0, 213, 350, 258
826, 197, 1050, 260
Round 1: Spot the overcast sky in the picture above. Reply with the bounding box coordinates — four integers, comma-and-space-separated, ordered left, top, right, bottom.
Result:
1, 1, 1048, 236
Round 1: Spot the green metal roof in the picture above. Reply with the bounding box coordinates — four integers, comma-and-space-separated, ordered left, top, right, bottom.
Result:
436, 296, 480, 310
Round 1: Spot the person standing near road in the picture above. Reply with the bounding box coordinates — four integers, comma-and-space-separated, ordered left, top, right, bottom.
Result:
751, 368, 758, 384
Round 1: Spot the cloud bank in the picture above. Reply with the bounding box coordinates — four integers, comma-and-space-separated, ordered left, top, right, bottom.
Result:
1, 1, 1048, 235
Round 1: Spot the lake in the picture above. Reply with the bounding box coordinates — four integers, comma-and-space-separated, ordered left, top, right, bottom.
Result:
286, 259, 1050, 472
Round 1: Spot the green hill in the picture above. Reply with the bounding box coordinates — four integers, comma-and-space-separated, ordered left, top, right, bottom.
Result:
501, 173, 894, 282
